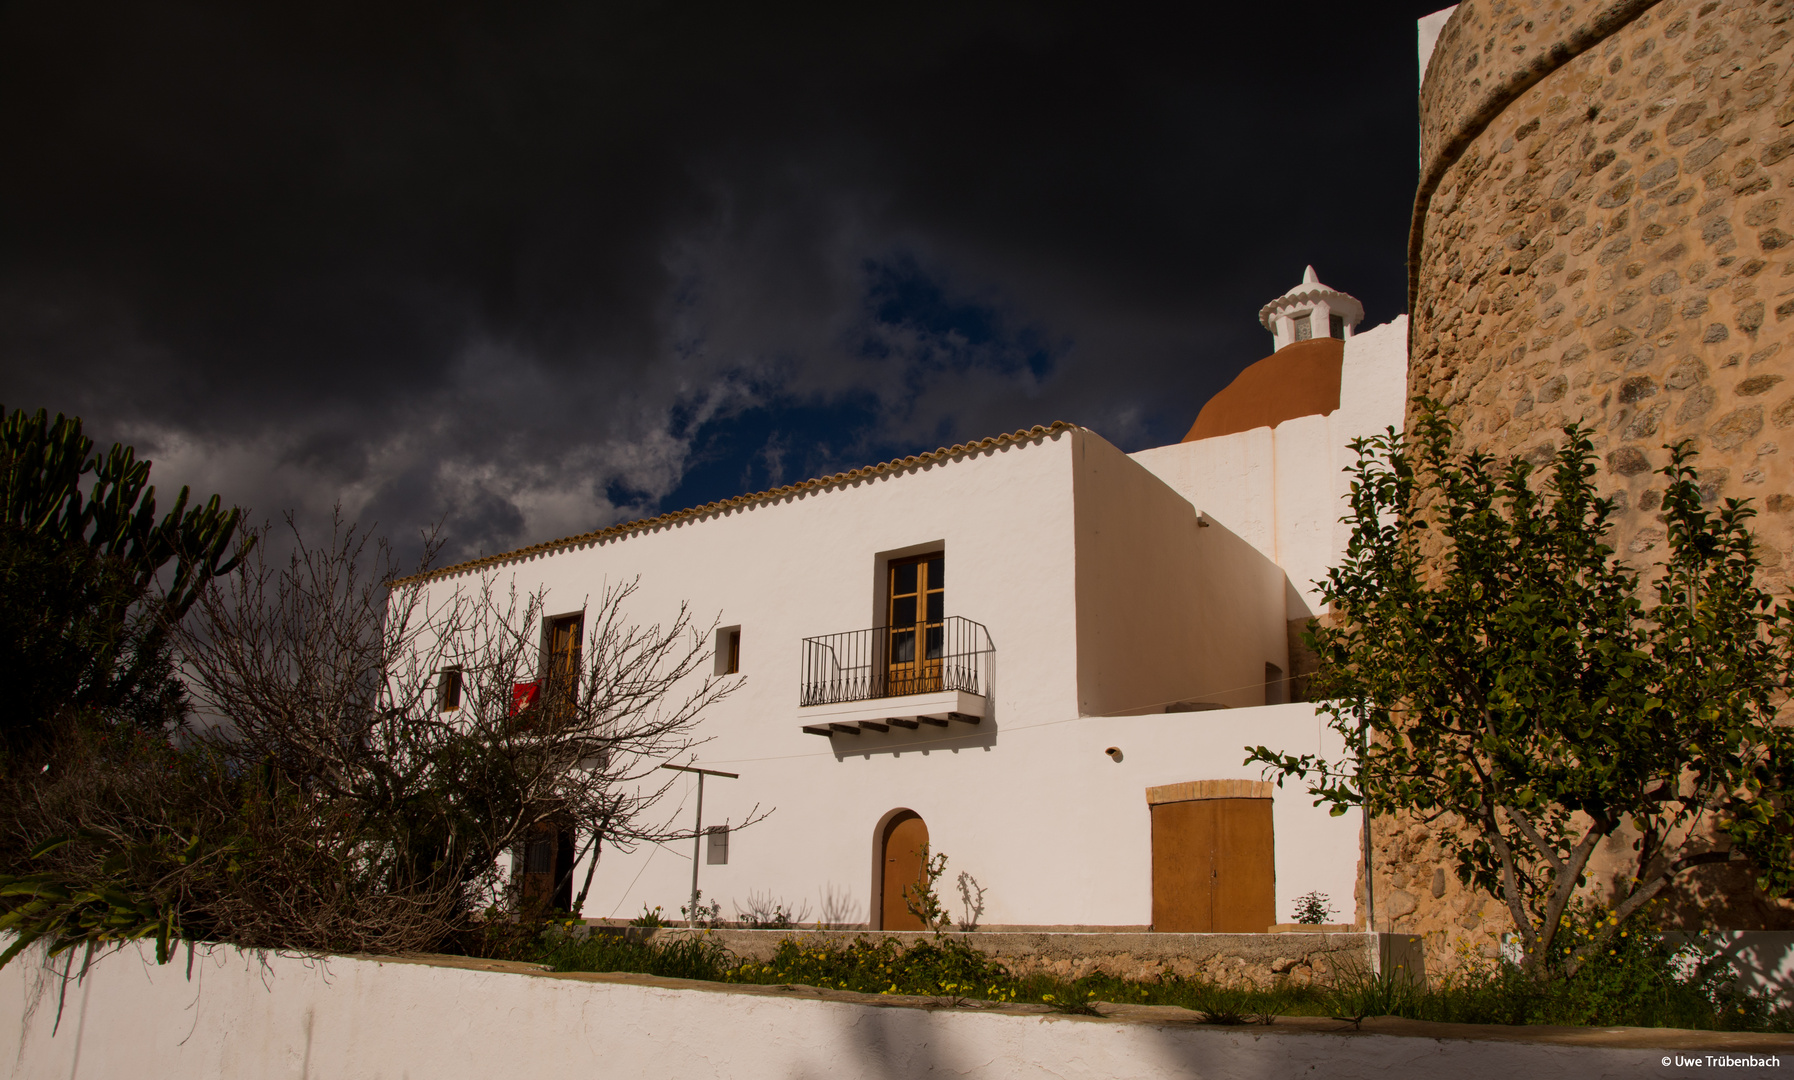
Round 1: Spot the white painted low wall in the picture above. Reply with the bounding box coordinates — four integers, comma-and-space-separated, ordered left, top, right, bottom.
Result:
1668, 932, 1794, 998
4, 942, 1787, 1079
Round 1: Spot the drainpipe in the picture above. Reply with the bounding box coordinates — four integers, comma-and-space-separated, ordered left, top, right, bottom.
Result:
689, 773, 704, 923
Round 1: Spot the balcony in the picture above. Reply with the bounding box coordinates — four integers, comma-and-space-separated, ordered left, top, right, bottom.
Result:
799, 616, 993, 736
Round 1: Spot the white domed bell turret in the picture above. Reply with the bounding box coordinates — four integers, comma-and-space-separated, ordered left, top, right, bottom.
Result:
1258, 266, 1364, 352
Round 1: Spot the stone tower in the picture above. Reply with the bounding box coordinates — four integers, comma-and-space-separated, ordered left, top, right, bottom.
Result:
1400, 0, 1794, 958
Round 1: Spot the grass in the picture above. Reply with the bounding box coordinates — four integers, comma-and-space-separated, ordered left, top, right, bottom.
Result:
531, 926, 1794, 1032
537, 930, 735, 981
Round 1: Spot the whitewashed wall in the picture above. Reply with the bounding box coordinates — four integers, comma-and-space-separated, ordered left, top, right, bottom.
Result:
422, 428, 1082, 927
1131, 315, 1410, 621
1072, 433, 1288, 715
0, 942, 1749, 1080
416, 426, 1356, 929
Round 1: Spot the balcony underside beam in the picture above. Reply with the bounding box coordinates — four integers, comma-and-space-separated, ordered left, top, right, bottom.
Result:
798, 688, 988, 738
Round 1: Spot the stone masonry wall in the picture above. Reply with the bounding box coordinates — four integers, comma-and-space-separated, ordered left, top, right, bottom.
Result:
1401, 0, 1794, 968
619, 927, 1406, 988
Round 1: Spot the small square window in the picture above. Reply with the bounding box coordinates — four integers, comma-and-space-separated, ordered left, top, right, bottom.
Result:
437, 667, 462, 712
1292, 311, 1313, 342
1329, 313, 1345, 339
706, 825, 729, 865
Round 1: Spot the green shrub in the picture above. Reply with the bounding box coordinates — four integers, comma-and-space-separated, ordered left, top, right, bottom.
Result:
1292, 891, 1336, 925
901, 845, 953, 935
724, 936, 1019, 1001
1416, 906, 1794, 1031
541, 930, 733, 981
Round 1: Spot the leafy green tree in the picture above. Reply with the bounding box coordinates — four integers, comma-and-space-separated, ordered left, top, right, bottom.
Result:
0, 406, 248, 764
1249, 402, 1794, 977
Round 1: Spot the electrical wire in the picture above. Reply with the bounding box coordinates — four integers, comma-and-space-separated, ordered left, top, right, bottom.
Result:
696, 673, 1309, 767
603, 778, 693, 918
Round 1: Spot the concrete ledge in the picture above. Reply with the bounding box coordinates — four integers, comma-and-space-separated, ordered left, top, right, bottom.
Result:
2, 942, 1787, 1079
797, 689, 987, 733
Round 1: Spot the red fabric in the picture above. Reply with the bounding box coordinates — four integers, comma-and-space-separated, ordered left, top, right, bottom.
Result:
510, 681, 540, 715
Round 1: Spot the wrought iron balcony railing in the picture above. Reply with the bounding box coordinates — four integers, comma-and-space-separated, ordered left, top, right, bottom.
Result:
799, 616, 993, 707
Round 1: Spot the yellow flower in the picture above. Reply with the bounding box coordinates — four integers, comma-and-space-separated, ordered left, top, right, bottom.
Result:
1043, 994, 1055, 1002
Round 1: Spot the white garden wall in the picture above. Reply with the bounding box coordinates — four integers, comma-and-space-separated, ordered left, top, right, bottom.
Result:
3, 942, 1781, 1080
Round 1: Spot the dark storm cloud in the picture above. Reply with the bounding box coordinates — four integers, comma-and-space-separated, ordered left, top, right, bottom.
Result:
0, 0, 1441, 562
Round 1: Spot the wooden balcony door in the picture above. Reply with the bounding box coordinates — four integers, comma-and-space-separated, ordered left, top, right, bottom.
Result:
1151, 797, 1274, 932
543, 613, 583, 725
886, 554, 943, 697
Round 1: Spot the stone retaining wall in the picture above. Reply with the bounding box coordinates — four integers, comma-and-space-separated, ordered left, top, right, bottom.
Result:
614, 927, 1424, 988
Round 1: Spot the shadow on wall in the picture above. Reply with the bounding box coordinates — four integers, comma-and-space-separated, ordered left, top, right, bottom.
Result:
784, 994, 995, 1080
830, 722, 997, 762
1667, 932, 1794, 999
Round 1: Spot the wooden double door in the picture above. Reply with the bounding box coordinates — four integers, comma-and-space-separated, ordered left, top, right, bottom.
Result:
1150, 798, 1274, 933
886, 554, 944, 697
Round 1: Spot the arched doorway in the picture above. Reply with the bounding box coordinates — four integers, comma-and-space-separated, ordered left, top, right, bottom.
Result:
875, 810, 929, 931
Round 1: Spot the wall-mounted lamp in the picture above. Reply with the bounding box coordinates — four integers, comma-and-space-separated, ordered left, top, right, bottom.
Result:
1105, 746, 1123, 762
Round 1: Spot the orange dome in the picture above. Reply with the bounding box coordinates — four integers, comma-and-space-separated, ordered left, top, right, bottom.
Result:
1182, 337, 1344, 442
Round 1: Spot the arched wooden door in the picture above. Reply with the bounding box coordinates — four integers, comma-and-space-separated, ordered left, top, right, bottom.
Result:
879, 811, 929, 930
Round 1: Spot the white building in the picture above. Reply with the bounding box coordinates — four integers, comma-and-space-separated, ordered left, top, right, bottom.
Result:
416, 271, 1409, 932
